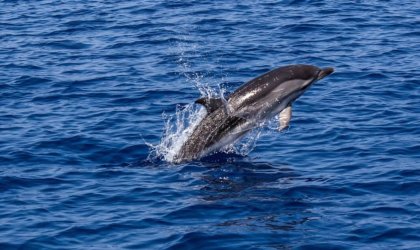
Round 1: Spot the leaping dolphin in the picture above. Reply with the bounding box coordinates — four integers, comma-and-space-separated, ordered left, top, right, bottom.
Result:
173, 64, 334, 163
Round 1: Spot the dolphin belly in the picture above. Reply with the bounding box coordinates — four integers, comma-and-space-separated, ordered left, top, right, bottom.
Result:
201, 118, 253, 156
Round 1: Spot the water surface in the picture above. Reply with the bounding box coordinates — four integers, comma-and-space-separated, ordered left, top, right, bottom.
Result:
0, 0, 419, 249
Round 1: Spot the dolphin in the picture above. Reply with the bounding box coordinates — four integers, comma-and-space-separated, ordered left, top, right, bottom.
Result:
173, 64, 334, 163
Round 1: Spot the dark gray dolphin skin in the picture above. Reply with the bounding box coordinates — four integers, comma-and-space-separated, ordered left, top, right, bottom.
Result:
173, 64, 334, 163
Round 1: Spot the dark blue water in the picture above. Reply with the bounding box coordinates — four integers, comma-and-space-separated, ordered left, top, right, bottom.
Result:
1, 1, 419, 249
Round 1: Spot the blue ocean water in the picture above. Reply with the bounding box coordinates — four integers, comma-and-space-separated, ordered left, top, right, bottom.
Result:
1, 0, 419, 249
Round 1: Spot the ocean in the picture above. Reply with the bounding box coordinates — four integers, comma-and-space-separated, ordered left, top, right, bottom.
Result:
0, 0, 419, 249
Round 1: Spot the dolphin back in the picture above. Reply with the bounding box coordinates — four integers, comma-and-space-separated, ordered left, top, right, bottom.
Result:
228, 65, 320, 110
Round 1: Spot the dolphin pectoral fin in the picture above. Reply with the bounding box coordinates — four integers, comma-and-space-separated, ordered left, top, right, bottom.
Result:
279, 105, 292, 132
195, 97, 224, 113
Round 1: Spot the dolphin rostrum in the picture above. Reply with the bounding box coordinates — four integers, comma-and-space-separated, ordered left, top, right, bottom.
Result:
173, 64, 334, 163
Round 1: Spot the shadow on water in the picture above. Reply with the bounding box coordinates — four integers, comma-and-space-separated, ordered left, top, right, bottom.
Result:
198, 152, 300, 196
100, 152, 324, 249
163, 155, 319, 248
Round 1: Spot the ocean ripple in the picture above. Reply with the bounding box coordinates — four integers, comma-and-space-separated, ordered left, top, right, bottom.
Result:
0, 0, 419, 249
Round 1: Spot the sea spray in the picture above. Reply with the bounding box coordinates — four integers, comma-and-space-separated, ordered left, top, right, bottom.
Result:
149, 35, 269, 162
148, 56, 273, 162
149, 104, 207, 162
148, 95, 278, 163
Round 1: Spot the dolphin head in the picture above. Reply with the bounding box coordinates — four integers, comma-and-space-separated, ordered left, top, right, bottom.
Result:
285, 65, 335, 91
317, 67, 335, 80
260, 65, 334, 102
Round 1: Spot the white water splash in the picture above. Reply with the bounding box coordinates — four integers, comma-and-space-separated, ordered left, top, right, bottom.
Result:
149, 102, 268, 163
148, 98, 279, 163
148, 34, 273, 163
149, 104, 207, 162
148, 35, 220, 162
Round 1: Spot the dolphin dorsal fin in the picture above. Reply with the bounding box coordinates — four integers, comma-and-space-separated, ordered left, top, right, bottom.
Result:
195, 97, 224, 113
279, 105, 292, 132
